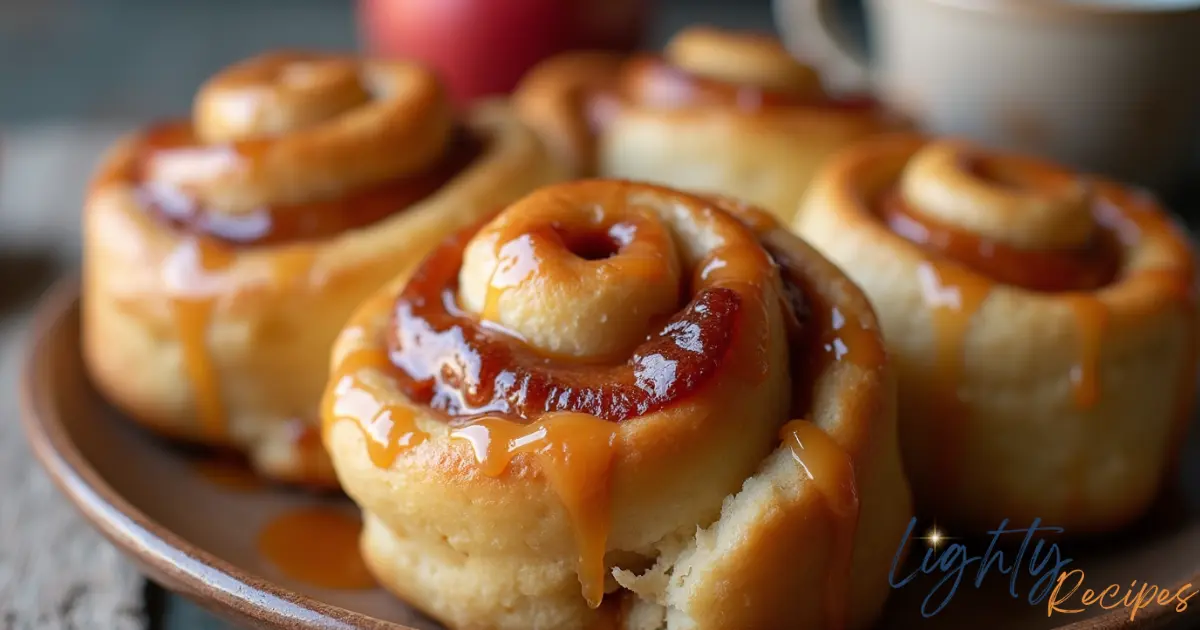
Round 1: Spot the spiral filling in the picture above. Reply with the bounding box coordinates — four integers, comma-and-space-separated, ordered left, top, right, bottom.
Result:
131, 125, 482, 246
114, 52, 479, 246
387, 224, 743, 422
878, 141, 1123, 292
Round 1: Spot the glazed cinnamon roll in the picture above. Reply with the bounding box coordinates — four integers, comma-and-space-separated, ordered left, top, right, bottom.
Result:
82, 51, 563, 485
322, 180, 911, 630
794, 135, 1199, 532
513, 26, 899, 222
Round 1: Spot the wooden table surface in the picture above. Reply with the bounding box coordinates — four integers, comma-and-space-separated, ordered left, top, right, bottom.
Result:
0, 2, 772, 628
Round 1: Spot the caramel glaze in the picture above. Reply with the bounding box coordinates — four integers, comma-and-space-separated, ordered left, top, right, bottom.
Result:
129, 121, 484, 246
163, 239, 236, 439
386, 225, 742, 422
257, 506, 376, 590
113, 120, 482, 441
329, 210, 878, 623
880, 181, 1198, 506
881, 185, 1122, 439
451, 413, 618, 609
759, 234, 887, 417
762, 232, 876, 630
322, 339, 425, 469
780, 419, 859, 630
880, 191, 1121, 293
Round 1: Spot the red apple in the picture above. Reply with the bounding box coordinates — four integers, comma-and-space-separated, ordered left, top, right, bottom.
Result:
359, 0, 648, 104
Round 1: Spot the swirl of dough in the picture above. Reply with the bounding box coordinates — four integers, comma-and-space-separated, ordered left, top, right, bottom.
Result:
899, 140, 1094, 250
322, 180, 911, 630
457, 185, 683, 358
146, 51, 453, 215
659, 26, 823, 99
795, 134, 1199, 532
81, 50, 564, 486
513, 27, 898, 222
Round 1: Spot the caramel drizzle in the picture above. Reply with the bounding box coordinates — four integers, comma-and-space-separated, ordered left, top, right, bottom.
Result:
163, 239, 235, 438
762, 230, 873, 630
451, 413, 618, 609
481, 232, 541, 323
1063, 295, 1109, 410
162, 237, 320, 440
257, 506, 376, 590
326, 204, 888, 621
884, 185, 1123, 415
893, 177, 1198, 506
780, 419, 858, 630
321, 341, 427, 469
915, 261, 992, 489
130, 121, 478, 441
1062, 294, 1109, 514
323, 345, 621, 608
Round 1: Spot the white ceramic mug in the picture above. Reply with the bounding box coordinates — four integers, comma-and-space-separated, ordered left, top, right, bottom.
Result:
774, 0, 1200, 189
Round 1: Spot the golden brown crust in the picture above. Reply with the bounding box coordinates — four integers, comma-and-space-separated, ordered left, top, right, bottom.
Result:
794, 133, 1199, 532
81, 52, 566, 486
323, 181, 911, 629
513, 26, 900, 221
511, 52, 625, 177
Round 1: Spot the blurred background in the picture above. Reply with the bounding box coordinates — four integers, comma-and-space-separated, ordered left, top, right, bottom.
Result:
0, 0, 786, 123
0, 0, 787, 268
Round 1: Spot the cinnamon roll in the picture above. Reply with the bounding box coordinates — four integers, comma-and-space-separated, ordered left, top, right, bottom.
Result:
513, 26, 899, 222
82, 51, 563, 485
794, 135, 1199, 532
322, 180, 911, 629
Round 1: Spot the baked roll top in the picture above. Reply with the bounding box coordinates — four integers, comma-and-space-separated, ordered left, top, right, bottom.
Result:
83, 51, 563, 484
322, 180, 911, 630
795, 134, 1198, 531
514, 27, 898, 222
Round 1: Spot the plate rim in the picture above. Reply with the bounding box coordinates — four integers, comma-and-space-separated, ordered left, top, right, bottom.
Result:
19, 278, 413, 630
17, 277, 1200, 630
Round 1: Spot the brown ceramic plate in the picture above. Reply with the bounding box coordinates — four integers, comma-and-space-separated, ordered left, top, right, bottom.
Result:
21, 280, 1200, 630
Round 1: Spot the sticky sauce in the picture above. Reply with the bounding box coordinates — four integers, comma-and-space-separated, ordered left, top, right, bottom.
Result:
163, 239, 236, 439
451, 412, 618, 609
130, 122, 483, 247
321, 345, 426, 469
814, 303, 885, 373
257, 506, 375, 590
880, 191, 1120, 293
388, 225, 742, 421
482, 233, 541, 323
916, 261, 992, 488
1064, 295, 1109, 410
780, 419, 858, 630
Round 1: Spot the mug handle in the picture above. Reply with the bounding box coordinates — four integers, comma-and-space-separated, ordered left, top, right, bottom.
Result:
772, 0, 871, 92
